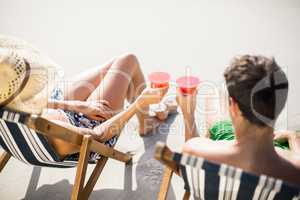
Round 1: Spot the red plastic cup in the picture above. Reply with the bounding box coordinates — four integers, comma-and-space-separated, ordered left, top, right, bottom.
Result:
176, 76, 200, 95
148, 72, 170, 88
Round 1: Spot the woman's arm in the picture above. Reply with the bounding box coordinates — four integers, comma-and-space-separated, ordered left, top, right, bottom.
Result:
47, 99, 112, 121
92, 87, 167, 142
45, 101, 139, 143
47, 99, 75, 110
92, 101, 140, 142
176, 90, 199, 142
46, 87, 167, 143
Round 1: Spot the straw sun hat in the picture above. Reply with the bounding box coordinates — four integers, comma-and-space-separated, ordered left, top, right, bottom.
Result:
0, 35, 60, 114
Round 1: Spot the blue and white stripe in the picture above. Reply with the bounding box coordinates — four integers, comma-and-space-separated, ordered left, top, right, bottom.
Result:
175, 153, 300, 200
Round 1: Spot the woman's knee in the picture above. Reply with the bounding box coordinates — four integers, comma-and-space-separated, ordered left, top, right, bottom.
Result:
114, 53, 139, 71
120, 52, 138, 61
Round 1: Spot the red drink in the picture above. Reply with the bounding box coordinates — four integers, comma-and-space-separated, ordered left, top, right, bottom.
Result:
148, 72, 170, 88
176, 76, 200, 95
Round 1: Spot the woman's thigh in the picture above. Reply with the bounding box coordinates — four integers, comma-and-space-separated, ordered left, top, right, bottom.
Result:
87, 54, 139, 112
62, 58, 115, 101
60, 53, 138, 115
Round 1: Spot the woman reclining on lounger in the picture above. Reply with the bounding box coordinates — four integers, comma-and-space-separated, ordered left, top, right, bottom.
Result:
177, 55, 300, 185
0, 35, 176, 160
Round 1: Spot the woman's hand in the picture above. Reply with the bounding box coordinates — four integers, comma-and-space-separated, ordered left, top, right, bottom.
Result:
274, 130, 300, 153
176, 89, 197, 117
136, 86, 168, 108
274, 130, 298, 142
72, 100, 113, 121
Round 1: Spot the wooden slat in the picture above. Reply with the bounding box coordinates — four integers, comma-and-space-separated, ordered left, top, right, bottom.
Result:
27, 116, 83, 146
71, 135, 92, 200
5, 111, 131, 164
89, 140, 131, 163
81, 157, 109, 199
0, 152, 11, 173
28, 116, 132, 163
158, 167, 174, 200
155, 142, 182, 200
182, 190, 190, 200
155, 142, 179, 174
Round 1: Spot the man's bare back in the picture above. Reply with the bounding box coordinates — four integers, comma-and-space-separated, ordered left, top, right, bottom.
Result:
183, 137, 300, 185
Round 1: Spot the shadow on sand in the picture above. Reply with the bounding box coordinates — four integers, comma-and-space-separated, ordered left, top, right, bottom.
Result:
22, 115, 178, 200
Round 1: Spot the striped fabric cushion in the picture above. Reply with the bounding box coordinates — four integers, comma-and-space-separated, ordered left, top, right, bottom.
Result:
173, 153, 300, 200
0, 109, 77, 168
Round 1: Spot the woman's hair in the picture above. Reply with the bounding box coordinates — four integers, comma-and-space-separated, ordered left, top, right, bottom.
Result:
224, 55, 288, 127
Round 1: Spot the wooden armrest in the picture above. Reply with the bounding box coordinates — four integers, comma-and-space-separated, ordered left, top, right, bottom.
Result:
27, 116, 131, 163
155, 142, 180, 175
27, 115, 83, 146
90, 140, 131, 163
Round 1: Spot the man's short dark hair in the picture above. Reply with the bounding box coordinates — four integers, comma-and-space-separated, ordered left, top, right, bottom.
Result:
224, 55, 289, 127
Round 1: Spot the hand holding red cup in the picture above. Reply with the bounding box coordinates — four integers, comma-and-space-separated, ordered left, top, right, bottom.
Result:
148, 71, 170, 97
176, 76, 200, 95
148, 72, 170, 89
176, 76, 199, 116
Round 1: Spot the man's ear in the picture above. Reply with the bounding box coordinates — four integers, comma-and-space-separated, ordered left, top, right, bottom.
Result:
229, 97, 241, 117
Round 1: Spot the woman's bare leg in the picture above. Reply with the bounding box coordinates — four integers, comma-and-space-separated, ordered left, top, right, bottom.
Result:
86, 53, 162, 135
63, 54, 145, 111
62, 53, 164, 136
87, 54, 143, 110
63, 58, 115, 101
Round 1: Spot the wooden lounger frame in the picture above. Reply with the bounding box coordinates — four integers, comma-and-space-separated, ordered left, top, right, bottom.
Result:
155, 142, 190, 200
0, 115, 132, 200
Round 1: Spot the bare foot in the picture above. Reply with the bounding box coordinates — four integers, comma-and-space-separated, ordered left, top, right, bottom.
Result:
139, 99, 178, 136
152, 99, 178, 121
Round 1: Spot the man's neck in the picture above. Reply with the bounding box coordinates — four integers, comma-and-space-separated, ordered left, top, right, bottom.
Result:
234, 122, 277, 156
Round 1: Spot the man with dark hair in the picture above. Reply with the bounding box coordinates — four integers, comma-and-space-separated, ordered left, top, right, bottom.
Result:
178, 55, 300, 185
224, 55, 288, 127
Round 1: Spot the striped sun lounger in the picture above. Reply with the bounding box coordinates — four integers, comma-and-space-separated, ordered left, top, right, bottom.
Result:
0, 108, 132, 200
155, 142, 300, 200
0, 109, 77, 168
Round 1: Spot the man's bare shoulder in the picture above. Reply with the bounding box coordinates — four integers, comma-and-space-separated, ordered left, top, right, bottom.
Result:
185, 137, 233, 148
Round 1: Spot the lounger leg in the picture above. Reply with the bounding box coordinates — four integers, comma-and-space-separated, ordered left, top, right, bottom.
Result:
0, 152, 11, 173
71, 136, 92, 200
183, 190, 190, 200
81, 157, 108, 199
157, 167, 173, 200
